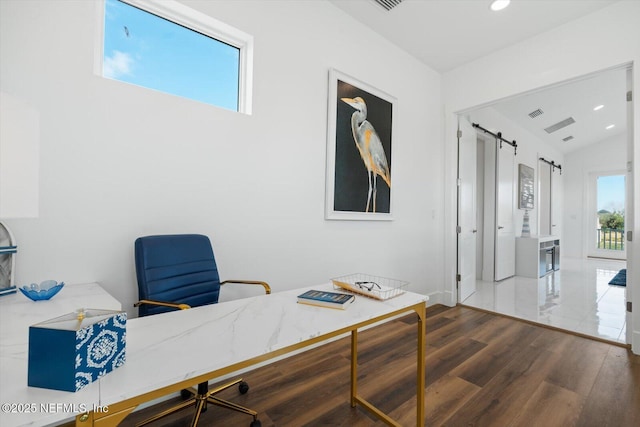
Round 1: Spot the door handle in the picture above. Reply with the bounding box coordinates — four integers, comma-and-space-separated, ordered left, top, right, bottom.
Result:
498, 226, 504, 230
472, 229, 477, 233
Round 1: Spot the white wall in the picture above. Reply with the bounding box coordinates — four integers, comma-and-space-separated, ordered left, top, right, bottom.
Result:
0, 0, 444, 316
563, 133, 627, 258
443, 0, 640, 353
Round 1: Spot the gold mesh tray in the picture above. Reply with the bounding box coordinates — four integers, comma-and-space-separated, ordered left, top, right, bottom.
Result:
331, 274, 408, 301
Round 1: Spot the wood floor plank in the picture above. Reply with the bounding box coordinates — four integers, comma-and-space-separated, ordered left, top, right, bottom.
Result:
423, 374, 481, 426
451, 319, 542, 387
426, 309, 495, 349
529, 323, 580, 353
544, 335, 610, 396
424, 304, 450, 318
425, 312, 456, 334
426, 336, 487, 387
440, 341, 564, 426
510, 380, 584, 427
576, 346, 640, 427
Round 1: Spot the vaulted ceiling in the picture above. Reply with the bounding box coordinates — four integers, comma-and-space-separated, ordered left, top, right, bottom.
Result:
329, 0, 627, 153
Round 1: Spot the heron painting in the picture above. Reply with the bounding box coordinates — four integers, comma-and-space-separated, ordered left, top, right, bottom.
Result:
326, 70, 394, 220
341, 96, 391, 213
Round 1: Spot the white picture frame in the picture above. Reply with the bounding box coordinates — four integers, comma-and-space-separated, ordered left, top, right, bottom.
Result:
325, 69, 396, 221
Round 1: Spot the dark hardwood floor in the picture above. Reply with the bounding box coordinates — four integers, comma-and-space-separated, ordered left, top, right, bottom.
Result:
122, 305, 640, 426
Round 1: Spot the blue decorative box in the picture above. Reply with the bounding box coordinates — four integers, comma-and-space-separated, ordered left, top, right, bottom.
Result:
28, 309, 126, 392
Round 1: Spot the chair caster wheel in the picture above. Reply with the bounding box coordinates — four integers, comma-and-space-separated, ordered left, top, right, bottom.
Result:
180, 389, 192, 400
239, 381, 249, 394
250, 420, 261, 427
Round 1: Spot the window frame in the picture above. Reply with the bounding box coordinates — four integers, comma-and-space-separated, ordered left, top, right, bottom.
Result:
94, 0, 254, 114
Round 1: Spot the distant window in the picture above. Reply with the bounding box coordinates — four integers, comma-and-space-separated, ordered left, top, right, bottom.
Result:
100, 0, 253, 113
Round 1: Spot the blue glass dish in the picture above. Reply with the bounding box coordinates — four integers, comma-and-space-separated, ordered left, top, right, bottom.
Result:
19, 280, 65, 301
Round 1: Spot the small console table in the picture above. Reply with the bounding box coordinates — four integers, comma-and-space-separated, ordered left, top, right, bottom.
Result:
515, 236, 560, 278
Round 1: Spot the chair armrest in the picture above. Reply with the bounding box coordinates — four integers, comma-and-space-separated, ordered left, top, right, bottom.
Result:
220, 280, 271, 294
134, 299, 191, 310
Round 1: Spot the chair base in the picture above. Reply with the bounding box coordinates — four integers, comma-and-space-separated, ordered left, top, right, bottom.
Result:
135, 378, 259, 427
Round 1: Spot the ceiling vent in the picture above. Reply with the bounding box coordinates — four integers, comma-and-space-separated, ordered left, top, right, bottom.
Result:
562, 136, 574, 142
373, 0, 403, 11
544, 117, 576, 134
528, 108, 544, 119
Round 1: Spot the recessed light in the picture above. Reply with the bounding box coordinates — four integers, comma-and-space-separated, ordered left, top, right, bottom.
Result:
594, 105, 604, 111
606, 124, 615, 130
490, 0, 510, 11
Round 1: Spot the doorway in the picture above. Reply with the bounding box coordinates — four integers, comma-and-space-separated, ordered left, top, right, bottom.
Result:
457, 119, 516, 303
456, 65, 631, 345
588, 171, 626, 260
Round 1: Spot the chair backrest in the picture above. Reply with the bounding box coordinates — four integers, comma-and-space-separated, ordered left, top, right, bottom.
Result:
134, 234, 221, 317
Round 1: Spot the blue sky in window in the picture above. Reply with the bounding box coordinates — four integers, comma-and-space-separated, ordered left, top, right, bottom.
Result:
104, 0, 240, 111
597, 174, 625, 213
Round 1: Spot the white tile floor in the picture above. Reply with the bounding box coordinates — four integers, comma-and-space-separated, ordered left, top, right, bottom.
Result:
461, 257, 628, 344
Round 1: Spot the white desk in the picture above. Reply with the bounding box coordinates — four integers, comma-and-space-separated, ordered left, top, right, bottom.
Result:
83, 284, 427, 427
0, 282, 122, 427
1, 283, 427, 426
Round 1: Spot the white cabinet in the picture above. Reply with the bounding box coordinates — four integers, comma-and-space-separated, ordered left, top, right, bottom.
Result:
516, 236, 560, 278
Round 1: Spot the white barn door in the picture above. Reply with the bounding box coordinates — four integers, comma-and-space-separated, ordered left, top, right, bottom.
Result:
495, 142, 515, 281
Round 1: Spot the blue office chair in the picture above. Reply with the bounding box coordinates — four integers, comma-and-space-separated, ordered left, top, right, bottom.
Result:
134, 234, 270, 427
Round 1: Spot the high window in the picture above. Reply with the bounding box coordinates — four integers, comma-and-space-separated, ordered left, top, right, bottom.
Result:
99, 0, 253, 113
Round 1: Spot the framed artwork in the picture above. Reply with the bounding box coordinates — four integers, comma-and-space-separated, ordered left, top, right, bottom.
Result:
518, 163, 535, 209
325, 69, 396, 220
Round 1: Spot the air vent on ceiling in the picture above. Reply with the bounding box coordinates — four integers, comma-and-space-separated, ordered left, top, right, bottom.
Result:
562, 136, 574, 142
373, 0, 403, 11
528, 108, 544, 118
544, 117, 576, 134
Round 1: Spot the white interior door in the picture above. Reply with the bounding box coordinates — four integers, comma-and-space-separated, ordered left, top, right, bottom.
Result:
495, 142, 515, 281
457, 118, 477, 302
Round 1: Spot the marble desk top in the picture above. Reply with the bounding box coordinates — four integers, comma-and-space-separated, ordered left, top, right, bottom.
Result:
0, 282, 122, 427
97, 283, 428, 409
1, 282, 427, 426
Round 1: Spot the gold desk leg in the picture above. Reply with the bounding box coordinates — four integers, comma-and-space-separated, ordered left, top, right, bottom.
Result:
349, 304, 426, 426
350, 329, 358, 407
77, 405, 137, 427
416, 304, 426, 427
76, 412, 93, 426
